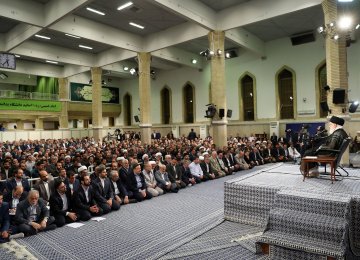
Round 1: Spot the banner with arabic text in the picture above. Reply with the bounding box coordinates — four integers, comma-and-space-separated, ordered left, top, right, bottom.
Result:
70, 83, 119, 104
0, 99, 61, 112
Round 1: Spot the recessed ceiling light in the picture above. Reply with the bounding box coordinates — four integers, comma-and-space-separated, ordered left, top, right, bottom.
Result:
79, 45, 93, 50
35, 34, 51, 40
15, 55, 20, 58
65, 33, 81, 39
86, 7, 105, 15
129, 22, 144, 29
191, 59, 197, 64
338, 0, 353, 2
46, 60, 58, 64
123, 66, 129, 71
118, 2, 133, 11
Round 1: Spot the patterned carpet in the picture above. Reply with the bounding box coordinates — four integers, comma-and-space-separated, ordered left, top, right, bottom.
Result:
4, 165, 269, 260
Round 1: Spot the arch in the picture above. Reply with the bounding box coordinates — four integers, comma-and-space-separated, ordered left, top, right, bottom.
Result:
275, 66, 297, 120
123, 93, 132, 126
160, 86, 172, 124
315, 60, 327, 118
183, 82, 195, 123
239, 72, 257, 121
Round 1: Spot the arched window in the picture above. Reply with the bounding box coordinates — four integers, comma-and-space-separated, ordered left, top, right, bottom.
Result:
183, 83, 194, 123
241, 75, 255, 121
123, 93, 132, 126
318, 63, 327, 118
278, 69, 294, 119
161, 87, 171, 124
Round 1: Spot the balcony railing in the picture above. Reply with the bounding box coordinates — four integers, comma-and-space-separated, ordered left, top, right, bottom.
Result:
0, 90, 59, 100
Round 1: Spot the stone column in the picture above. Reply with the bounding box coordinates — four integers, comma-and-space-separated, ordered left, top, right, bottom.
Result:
58, 78, 69, 129
91, 67, 103, 141
138, 52, 152, 145
322, 0, 350, 165
209, 31, 227, 148
35, 117, 44, 130
16, 120, 24, 130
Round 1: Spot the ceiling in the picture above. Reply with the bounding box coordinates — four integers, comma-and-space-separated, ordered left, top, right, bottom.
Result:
0, 0, 359, 79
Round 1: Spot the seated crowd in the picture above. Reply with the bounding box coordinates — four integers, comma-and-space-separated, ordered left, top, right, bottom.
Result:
0, 132, 304, 241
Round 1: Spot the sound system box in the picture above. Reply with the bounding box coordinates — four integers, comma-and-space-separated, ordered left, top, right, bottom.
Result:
332, 88, 346, 104
219, 109, 225, 118
227, 109, 232, 118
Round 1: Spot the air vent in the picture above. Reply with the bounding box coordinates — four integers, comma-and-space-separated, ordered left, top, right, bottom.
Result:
290, 31, 315, 46
129, 6, 141, 13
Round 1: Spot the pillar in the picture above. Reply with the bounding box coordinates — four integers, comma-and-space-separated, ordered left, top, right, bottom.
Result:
138, 52, 152, 145
322, 0, 350, 165
35, 117, 44, 130
58, 78, 69, 129
91, 67, 103, 141
16, 120, 24, 130
209, 31, 227, 148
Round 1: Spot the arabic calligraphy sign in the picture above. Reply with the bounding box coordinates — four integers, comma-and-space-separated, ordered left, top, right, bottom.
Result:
0, 99, 61, 112
70, 83, 119, 104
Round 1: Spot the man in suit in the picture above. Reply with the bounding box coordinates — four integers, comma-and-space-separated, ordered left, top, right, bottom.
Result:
155, 164, 178, 193
127, 163, 153, 201
0, 192, 10, 242
271, 143, 286, 162
166, 157, 186, 189
200, 156, 215, 180
6, 169, 30, 194
67, 171, 80, 195
92, 165, 120, 213
4, 186, 26, 233
72, 175, 103, 221
249, 147, 265, 166
33, 170, 54, 204
270, 132, 278, 145
180, 160, 196, 186
142, 162, 164, 197
15, 190, 56, 236
188, 128, 197, 140
49, 179, 77, 227
109, 170, 132, 205
209, 151, 226, 178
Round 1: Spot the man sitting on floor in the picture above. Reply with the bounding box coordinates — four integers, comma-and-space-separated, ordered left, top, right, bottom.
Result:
15, 190, 56, 236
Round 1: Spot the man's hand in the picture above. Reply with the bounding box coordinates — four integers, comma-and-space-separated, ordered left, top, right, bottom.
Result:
68, 212, 77, 221
107, 199, 113, 207
141, 190, 146, 198
1, 231, 9, 239
40, 220, 47, 229
31, 221, 41, 230
115, 195, 122, 204
89, 205, 99, 213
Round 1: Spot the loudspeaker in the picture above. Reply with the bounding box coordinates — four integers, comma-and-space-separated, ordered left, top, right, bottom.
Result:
219, 109, 225, 118
332, 89, 346, 104
320, 101, 330, 112
134, 115, 140, 122
349, 101, 359, 113
227, 109, 232, 118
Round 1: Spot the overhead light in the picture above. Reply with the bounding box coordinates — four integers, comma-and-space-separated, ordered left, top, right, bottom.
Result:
217, 49, 222, 55
130, 67, 138, 75
129, 22, 144, 29
191, 59, 197, 64
225, 52, 231, 58
225, 49, 238, 59
333, 34, 339, 40
15, 55, 20, 58
0, 73, 8, 80
338, 0, 353, 2
209, 50, 215, 56
117, 1, 133, 10
35, 34, 51, 40
86, 7, 105, 16
79, 45, 93, 50
356, 24, 360, 30
65, 33, 81, 39
338, 16, 352, 30
46, 60, 58, 64
123, 66, 129, 71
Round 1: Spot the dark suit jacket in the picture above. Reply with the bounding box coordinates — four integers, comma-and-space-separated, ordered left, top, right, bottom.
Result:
6, 178, 30, 193
200, 162, 214, 178
249, 151, 264, 162
0, 202, 10, 232
3, 192, 27, 209
271, 147, 285, 158
15, 198, 50, 225
166, 164, 182, 183
49, 189, 73, 217
119, 167, 131, 191
68, 179, 80, 193
109, 179, 128, 197
73, 185, 99, 211
127, 171, 147, 192
92, 177, 114, 202
33, 180, 54, 202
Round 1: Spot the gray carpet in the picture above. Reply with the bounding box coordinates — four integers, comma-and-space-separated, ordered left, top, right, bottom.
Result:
13, 165, 270, 260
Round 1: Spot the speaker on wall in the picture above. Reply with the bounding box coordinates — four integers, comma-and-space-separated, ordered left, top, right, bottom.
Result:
227, 109, 232, 118
219, 109, 225, 118
134, 116, 140, 122
332, 88, 346, 104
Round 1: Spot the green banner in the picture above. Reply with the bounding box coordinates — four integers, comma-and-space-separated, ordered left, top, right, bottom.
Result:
70, 82, 120, 104
0, 99, 61, 112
